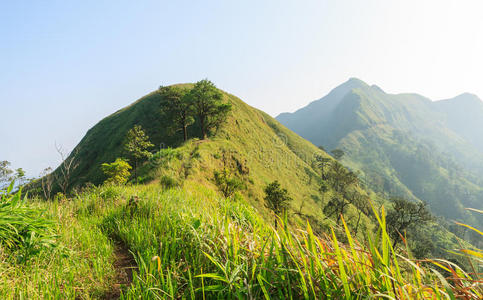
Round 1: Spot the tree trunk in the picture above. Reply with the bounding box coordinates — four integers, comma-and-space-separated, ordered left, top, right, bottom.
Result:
183, 125, 187, 141
200, 116, 206, 139
355, 211, 362, 235
134, 160, 138, 181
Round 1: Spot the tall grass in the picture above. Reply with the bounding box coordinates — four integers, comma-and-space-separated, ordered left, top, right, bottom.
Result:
0, 182, 55, 261
1, 183, 480, 298
99, 184, 481, 299
0, 183, 116, 298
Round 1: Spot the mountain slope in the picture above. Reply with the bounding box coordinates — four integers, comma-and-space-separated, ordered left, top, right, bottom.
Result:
277, 79, 483, 227
59, 84, 379, 235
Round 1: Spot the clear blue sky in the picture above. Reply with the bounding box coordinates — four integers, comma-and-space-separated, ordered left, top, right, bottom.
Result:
1, 0, 482, 177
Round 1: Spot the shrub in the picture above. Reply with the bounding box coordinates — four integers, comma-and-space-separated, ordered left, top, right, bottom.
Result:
101, 158, 131, 185
214, 170, 244, 198
160, 175, 179, 189
99, 185, 121, 200
0, 183, 56, 262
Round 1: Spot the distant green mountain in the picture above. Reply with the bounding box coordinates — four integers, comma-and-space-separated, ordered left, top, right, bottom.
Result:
277, 78, 483, 227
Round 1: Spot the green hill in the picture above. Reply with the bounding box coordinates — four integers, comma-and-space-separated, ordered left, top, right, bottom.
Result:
277, 78, 483, 228
57, 83, 379, 235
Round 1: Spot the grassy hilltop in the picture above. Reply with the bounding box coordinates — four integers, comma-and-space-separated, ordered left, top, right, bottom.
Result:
62, 83, 378, 233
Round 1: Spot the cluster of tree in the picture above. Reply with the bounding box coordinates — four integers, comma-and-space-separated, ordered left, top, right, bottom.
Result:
159, 79, 232, 141
313, 152, 435, 257
1, 143, 81, 200
101, 124, 154, 185
0, 161, 26, 189
313, 154, 366, 227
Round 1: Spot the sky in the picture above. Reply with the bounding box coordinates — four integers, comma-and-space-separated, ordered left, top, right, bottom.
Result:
1, 0, 483, 177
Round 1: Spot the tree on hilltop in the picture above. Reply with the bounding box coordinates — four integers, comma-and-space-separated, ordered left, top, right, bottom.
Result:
159, 86, 194, 141
189, 79, 232, 139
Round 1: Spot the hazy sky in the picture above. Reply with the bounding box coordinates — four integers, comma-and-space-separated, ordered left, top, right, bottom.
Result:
1, 0, 483, 176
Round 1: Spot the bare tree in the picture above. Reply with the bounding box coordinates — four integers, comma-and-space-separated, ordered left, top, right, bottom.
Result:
55, 144, 79, 195
40, 167, 54, 199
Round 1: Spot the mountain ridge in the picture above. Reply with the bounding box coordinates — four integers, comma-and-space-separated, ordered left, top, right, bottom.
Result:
277, 78, 483, 228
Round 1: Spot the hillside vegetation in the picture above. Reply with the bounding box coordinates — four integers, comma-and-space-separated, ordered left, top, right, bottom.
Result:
277, 78, 483, 230
46, 83, 381, 237
3, 82, 480, 298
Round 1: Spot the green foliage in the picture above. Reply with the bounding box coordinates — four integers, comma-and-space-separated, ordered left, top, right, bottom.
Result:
213, 170, 244, 198
331, 148, 345, 160
0, 183, 56, 262
0, 161, 13, 189
159, 85, 194, 141
160, 175, 179, 189
99, 184, 121, 200
2, 182, 481, 298
101, 158, 132, 185
124, 124, 154, 178
386, 197, 432, 249
189, 79, 232, 139
213, 149, 245, 198
124, 125, 154, 162
1, 184, 122, 298
264, 180, 292, 218
92, 184, 483, 298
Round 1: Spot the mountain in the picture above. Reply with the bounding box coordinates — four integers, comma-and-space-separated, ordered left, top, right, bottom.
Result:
277, 78, 483, 228
434, 93, 483, 152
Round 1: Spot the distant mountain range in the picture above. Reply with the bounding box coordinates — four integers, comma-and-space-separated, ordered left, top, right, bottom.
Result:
277, 78, 483, 227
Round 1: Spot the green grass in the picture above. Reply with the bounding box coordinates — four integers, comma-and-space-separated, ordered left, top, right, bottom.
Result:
0, 187, 116, 298
2, 183, 480, 299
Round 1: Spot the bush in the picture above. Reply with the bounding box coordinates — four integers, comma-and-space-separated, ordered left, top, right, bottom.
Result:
99, 185, 121, 200
101, 158, 131, 185
214, 170, 244, 198
160, 175, 179, 189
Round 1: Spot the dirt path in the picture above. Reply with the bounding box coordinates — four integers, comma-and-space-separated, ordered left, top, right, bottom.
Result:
103, 241, 137, 299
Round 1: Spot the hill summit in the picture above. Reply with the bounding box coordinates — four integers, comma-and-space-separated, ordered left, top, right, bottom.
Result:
60, 83, 378, 233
